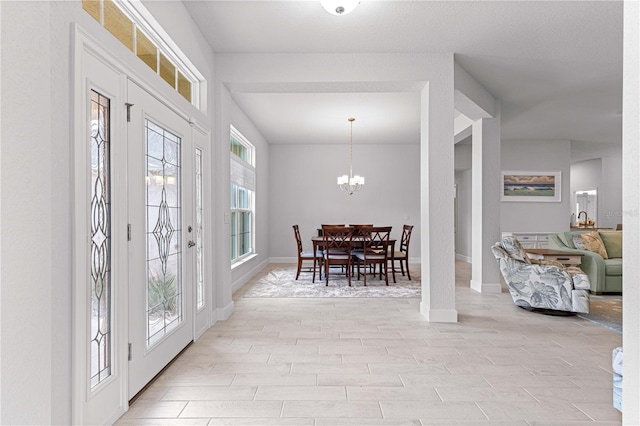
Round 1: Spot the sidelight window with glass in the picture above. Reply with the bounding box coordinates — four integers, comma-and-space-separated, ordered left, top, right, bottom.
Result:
89, 90, 112, 388
230, 126, 255, 263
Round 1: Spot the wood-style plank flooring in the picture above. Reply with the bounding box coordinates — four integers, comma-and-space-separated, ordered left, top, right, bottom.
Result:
116, 260, 622, 425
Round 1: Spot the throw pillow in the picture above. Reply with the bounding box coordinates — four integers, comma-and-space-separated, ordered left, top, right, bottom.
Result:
599, 231, 622, 258
573, 231, 609, 259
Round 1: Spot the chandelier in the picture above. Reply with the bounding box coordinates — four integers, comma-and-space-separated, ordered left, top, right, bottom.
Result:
337, 117, 365, 195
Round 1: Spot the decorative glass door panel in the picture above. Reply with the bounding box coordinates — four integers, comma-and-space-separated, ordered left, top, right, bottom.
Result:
145, 120, 183, 347
195, 148, 204, 310
90, 90, 112, 388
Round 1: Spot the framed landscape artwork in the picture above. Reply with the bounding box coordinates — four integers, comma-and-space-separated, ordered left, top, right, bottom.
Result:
501, 171, 561, 202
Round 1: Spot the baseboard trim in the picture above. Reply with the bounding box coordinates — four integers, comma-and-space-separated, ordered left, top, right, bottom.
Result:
269, 257, 297, 264
194, 323, 208, 340
419, 304, 458, 322
470, 279, 502, 294
215, 301, 235, 321
455, 254, 471, 263
232, 258, 269, 293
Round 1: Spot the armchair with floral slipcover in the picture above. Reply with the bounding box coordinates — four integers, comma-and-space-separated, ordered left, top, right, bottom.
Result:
491, 236, 590, 314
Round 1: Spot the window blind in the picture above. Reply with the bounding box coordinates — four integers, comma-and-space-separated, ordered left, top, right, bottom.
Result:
230, 155, 255, 192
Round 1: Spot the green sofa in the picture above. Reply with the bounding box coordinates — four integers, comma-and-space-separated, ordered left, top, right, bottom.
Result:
548, 230, 622, 294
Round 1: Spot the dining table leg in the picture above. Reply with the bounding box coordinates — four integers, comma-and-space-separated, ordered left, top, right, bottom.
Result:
390, 240, 396, 283
312, 239, 319, 283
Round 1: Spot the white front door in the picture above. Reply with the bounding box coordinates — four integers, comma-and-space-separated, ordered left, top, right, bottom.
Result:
127, 80, 195, 398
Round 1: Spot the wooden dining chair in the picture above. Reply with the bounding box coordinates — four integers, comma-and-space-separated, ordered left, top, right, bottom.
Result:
352, 226, 392, 286
322, 226, 354, 286
348, 224, 374, 275
349, 224, 373, 237
293, 225, 323, 282
389, 224, 414, 282
318, 224, 345, 237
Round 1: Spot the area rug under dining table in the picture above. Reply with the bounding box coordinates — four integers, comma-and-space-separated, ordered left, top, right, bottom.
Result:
242, 266, 623, 333
243, 265, 421, 298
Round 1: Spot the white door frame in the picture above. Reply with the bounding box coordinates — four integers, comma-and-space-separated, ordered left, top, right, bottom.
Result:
71, 24, 211, 425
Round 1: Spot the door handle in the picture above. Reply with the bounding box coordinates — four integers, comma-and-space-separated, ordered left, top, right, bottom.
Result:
188, 240, 196, 248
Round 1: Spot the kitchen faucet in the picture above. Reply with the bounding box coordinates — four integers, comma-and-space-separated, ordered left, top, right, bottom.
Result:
578, 210, 588, 225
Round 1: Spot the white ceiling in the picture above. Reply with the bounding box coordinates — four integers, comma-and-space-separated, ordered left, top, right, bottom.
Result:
183, 0, 623, 146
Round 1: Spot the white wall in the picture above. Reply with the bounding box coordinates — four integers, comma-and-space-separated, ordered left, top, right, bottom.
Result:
623, 3, 640, 419
454, 142, 472, 261
601, 156, 623, 229
455, 144, 622, 257
571, 158, 602, 191
455, 169, 472, 261
1, 2, 54, 423
501, 139, 572, 233
571, 158, 602, 224
230, 99, 270, 289
269, 143, 420, 261
572, 140, 622, 162
571, 157, 623, 229
455, 142, 472, 171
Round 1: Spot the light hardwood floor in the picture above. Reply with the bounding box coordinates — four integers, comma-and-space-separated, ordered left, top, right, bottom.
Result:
116, 260, 622, 425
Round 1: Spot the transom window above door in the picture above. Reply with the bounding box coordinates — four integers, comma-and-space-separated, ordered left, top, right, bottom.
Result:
82, 0, 205, 109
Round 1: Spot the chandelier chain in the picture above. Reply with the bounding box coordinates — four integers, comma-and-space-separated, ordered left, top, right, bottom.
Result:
349, 118, 353, 177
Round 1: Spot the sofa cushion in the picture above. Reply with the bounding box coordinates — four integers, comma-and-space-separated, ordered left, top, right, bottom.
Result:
599, 231, 623, 258
605, 258, 623, 276
560, 232, 576, 249
573, 231, 609, 259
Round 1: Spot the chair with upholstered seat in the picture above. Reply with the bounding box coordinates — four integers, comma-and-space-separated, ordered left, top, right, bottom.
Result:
491, 235, 590, 314
293, 225, 323, 282
389, 224, 413, 283
352, 226, 392, 286
322, 226, 354, 286
348, 224, 373, 275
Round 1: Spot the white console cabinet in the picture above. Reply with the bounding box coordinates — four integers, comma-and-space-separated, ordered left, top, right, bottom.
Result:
501, 232, 551, 249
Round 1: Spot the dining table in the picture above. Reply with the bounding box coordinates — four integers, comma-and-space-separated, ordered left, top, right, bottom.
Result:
311, 235, 397, 283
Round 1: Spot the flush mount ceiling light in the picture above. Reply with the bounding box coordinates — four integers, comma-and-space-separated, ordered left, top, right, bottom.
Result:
337, 117, 365, 195
320, 0, 360, 15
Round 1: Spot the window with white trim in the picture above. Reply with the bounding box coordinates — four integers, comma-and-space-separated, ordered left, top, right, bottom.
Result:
82, 0, 205, 109
230, 126, 255, 263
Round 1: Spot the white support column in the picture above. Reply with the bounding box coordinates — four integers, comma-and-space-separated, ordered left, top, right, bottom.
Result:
213, 83, 234, 321
420, 71, 458, 323
623, 1, 640, 422
470, 102, 502, 293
